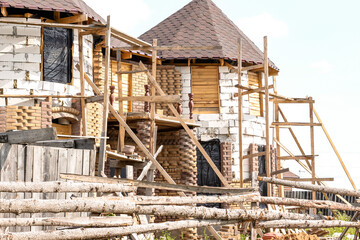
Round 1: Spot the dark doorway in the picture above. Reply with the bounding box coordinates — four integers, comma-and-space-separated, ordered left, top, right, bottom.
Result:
258, 145, 267, 196
196, 139, 221, 208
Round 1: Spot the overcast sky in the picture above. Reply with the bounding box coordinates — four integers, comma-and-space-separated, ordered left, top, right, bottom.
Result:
84, 0, 360, 190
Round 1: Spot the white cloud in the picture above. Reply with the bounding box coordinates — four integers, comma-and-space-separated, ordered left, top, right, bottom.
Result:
84, 0, 151, 35
310, 60, 333, 73
236, 13, 289, 43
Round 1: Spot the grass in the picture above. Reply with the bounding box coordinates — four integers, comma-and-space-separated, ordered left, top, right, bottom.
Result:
324, 211, 356, 239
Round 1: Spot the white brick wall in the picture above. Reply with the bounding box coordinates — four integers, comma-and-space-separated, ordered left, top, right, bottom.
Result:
178, 65, 266, 181
0, 18, 94, 107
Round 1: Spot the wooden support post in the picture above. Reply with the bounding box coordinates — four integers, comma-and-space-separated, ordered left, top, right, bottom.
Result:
309, 97, 316, 213
98, 15, 111, 176
264, 36, 271, 196
116, 50, 125, 153
273, 77, 282, 197
313, 108, 357, 191
150, 39, 157, 156
238, 38, 244, 188
78, 33, 87, 136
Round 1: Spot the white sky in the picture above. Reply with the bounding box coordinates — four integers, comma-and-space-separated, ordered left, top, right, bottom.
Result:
84, 0, 360, 190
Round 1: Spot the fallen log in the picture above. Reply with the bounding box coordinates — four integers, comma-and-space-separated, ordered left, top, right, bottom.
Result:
0, 181, 135, 193
1, 219, 237, 240
257, 220, 360, 229
0, 199, 322, 221
0, 216, 133, 227
259, 177, 360, 198
60, 174, 255, 195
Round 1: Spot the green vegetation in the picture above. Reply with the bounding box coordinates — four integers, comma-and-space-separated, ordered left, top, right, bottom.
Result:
325, 211, 356, 239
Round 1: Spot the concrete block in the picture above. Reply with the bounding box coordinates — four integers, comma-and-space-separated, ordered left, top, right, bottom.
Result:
0, 70, 26, 80
0, 43, 13, 53
219, 127, 229, 135
175, 66, 190, 74
16, 79, 42, 89
13, 62, 40, 71
220, 86, 236, 94
220, 113, 238, 120
14, 44, 40, 54
42, 81, 55, 91
0, 53, 13, 61
220, 99, 237, 107
197, 114, 220, 121
219, 93, 231, 100
28, 71, 41, 81
0, 80, 13, 88
16, 26, 41, 37
207, 120, 228, 128
0, 36, 26, 44
0, 17, 41, 23
182, 86, 192, 94
219, 66, 229, 73
0, 62, 13, 70
229, 120, 236, 127
0, 25, 14, 35
229, 127, 238, 134
7, 98, 34, 106
219, 79, 233, 87
181, 79, 191, 87
26, 54, 41, 63
27, 37, 41, 46
181, 73, 191, 79
244, 127, 255, 135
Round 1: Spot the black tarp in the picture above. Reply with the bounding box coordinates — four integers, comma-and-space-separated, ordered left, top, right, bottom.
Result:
196, 139, 221, 208
257, 145, 267, 197
43, 27, 73, 84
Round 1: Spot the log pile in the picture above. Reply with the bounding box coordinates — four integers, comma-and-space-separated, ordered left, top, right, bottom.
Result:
0, 176, 359, 239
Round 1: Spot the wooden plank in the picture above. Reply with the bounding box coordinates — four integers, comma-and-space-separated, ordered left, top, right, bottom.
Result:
113, 45, 222, 51
117, 95, 180, 103
272, 122, 322, 127
150, 39, 157, 156
0, 128, 57, 144
98, 15, 111, 176
309, 97, 315, 210
117, 69, 146, 74
0, 19, 104, 29
270, 168, 289, 176
24, 145, 34, 232
16, 145, 25, 232
31, 146, 43, 232
60, 174, 255, 195
85, 95, 104, 103
78, 33, 87, 136
274, 99, 315, 104
277, 155, 317, 160
1, 7, 8, 17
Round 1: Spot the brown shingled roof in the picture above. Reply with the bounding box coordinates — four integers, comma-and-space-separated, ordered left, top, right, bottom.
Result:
0, 0, 105, 23
139, 0, 277, 68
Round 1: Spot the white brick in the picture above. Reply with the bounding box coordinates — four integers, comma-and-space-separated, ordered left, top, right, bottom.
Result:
0, 62, 13, 70
0, 26, 14, 35
207, 120, 228, 128
220, 73, 237, 80
16, 80, 42, 89
181, 79, 191, 87
229, 127, 238, 134
219, 79, 233, 87
182, 86, 191, 94
219, 93, 231, 100
13, 62, 40, 71
220, 99, 237, 107
0, 70, 26, 80
14, 44, 40, 54
220, 113, 238, 120
0, 43, 13, 53
244, 127, 255, 135
175, 66, 190, 74
0, 36, 26, 44
27, 37, 41, 46
16, 26, 41, 36
219, 127, 229, 135
28, 71, 41, 81
26, 54, 41, 63
220, 86, 235, 93
0, 53, 13, 61
0, 80, 13, 88
0, 17, 41, 23
219, 66, 229, 73
229, 120, 236, 127
197, 114, 220, 121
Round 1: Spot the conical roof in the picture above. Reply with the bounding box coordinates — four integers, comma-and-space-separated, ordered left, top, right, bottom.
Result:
139, 0, 276, 68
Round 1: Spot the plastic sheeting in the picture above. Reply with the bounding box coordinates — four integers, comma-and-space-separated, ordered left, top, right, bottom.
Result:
43, 27, 73, 84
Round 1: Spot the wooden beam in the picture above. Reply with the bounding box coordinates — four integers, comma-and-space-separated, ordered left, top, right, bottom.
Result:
117, 70, 146, 74
1, 7, 8, 17
116, 50, 125, 153
242, 85, 273, 96
121, 51, 132, 59
283, 178, 334, 182
314, 107, 357, 191
150, 39, 157, 156
0, 128, 57, 144
117, 95, 180, 103
277, 155, 317, 160
238, 38, 244, 188
0, 19, 104, 29
60, 174, 255, 195
57, 14, 88, 24
0, 95, 87, 98
85, 95, 104, 103
113, 45, 222, 51
137, 146, 163, 181
98, 15, 111, 176
111, 27, 152, 48
274, 99, 315, 104
264, 36, 271, 197
230, 64, 265, 73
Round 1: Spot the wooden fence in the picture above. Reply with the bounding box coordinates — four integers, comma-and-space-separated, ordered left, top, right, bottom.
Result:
0, 143, 96, 232
285, 191, 357, 217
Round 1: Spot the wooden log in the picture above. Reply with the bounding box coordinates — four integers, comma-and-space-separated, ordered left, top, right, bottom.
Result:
113, 45, 222, 51
238, 38, 243, 187
0, 95, 88, 98
0, 128, 57, 144
85, 95, 104, 103
78, 33, 87, 136
0, 216, 133, 227
283, 178, 334, 182
137, 145, 163, 181
60, 174, 255, 195
117, 95, 181, 103
0, 181, 135, 193
270, 168, 289, 176
0, 199, 323, 221
264, 36, 271, 196
257, 220, 360, 229
1, 219, 236, 240
259, 177, 360, 197
272, 122, 322, 126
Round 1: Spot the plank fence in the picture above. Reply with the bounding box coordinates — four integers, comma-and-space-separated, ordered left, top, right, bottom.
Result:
285, 191, 357, 217
0, 143, 96, 232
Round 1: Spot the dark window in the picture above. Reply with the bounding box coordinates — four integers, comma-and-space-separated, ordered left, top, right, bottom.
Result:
43, 27, 73, 84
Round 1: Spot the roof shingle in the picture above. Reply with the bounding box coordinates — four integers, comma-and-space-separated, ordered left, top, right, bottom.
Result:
139, 0, 277, 68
